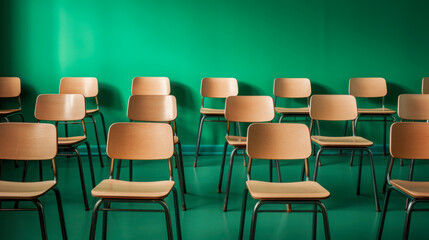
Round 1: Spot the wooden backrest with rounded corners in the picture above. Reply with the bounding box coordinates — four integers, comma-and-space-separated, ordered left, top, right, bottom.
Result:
349, 77, 387, 98
59, 77, 98, 97
127, 95, 177, 122
200, 78, 238, 98
0, 123, 57, 160
131, 77, 170, 95
390, 122, 429, 159
247, 123, 312, 160
35, 94, 86, 121
310, 95, 357, 121
398, 94, 429, 120
273, 78, 311, 98
107, 122, 174, 160
422, 77, 429, 94
225, 96, 274, 123
0, 77, 21, 98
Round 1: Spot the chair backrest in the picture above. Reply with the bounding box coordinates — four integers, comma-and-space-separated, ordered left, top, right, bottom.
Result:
0, 77, 21, 98
390, 122, 429, 160
127, 95, 177, 122
131, 77, 170, 95
34, 94, 86, 121
422, 77, 429, 94
273, 78, 311, 98
200, 78, 238, 98
59, 77, 98, 97
107, 122, 174, 160
0, 123, 57, 160
247, 123, 312, 160
349, 77, 387, 98
310, 95, 357, 121
225, 96, 274, 123
398, 94, 429, 120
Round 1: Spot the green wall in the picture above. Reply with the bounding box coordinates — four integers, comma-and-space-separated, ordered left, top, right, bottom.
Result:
1, 0, 429, 145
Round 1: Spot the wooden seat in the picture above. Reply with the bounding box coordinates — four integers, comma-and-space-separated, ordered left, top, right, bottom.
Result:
377, 122, 429, 240
0, 77, 24, 122
194, 77, 238, 167
126, 94, 187, 210
60, 77, 107, 168
349, 77, 396, 156
131, 77, 170, 95
246, 180, 330, 200
35, 94, 95, 211
274, 78, 311, 122
0, 123, 67, 239
310, 94, 380, 212
89, 122, 181, 240
219, 96, 275, 212
311, 136, 373, 147
239, 123, 331, 240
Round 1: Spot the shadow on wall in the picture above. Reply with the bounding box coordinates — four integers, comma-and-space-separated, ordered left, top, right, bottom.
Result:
312, 82, 331, 95
20, 81, 38, 122
238, 82, 264, 95
0, 0, 12, 76
386, 82, 410, 109
98, 82, 124, 120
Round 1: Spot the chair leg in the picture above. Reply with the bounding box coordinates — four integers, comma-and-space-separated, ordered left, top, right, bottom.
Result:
177, 142, 187, 193
376, 187, 393, 240
223, 147, 238, 212
312, 148, 324, 181
102, 202, 108, 240
357, 150, 363, 195
238, 188, 249, 240
249, 201, 263, 240
159, 200, 174, 240
269, 160, 273, 182
116, 160, 122, 179
405, 160, 415, 210
89, 115, 104, 168
74, 148, 90, 210
275, 160, 282, 182
383, 117, 387, 156
403, 199, 416, 240
381, 157, 392, 194
279, 114, 285, 123
89, 199, 103, 240
175, 149, 187, 211
39, 160, 43, 181
312, 203, 317, 240
316, 201, 331, 240
15, 160, 29, 209
172, 188, 182, 240
33, 199, 48, 240
217, 141, 228, 193
53, 188, 68, 240
365, 149, 381, 212
129, 160, 133, 181
342, 121, 349, 157
85, 141, 96, 187
193, 114, 206, 167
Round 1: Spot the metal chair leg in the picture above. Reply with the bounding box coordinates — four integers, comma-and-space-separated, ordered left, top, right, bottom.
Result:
177, 141, 186, 193
238, 189, 249, 240
39, 160, 43, 181
15, 160, 29, 209
75, 148, 89, 210
365, 149, 381, 212
175, 149, 187, 210
312, 148, 324, 181
33, 199, 48, 240
102, 202, 108, 240
129, 160, 133, 181
312, 203, 317, 240
172, 188, 182, 240
116, 160, 122, 180
357, 150, 363, 195
376, 187, 393, 240
194, 114, 206, 167
249, 201, 263, 240
403, 199, 416, 240
89, 199, 103, 240
269, 160, 273, 182
53, 188, 68, 240
89, 115, 104, 168
405, 160, 415, 210
223, 147, 238, 212
85, 141, 96, 187
159, 200, 174, 240
316, 201, 331, 240
275, 160, 282, 182
217, 141, 228, 193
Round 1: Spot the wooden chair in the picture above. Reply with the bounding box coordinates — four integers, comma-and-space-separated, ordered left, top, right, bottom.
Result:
421, 77, 429, 94
121, 94, 187, 210
218, 96, 274, 212
310, 95, 380, 212
348, 77, 396, 157
194, 77, 238, 167
89, 122, 181, 240
131, 77, 170, 95
377, 122, 429, 240
0, 123, 67, 239
60, 77, 107, 168
0, 77, 24, 122
238, 123, 330, 240
35, 94, 95, 210
274, 78, 311, 123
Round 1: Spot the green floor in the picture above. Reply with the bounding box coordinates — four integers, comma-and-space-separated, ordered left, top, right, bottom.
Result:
0, 152, 428, 239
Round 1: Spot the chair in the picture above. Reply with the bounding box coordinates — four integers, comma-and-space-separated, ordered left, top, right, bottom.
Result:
273, 78, 311, 123
348, 77, 396, 156
0, 123, 67, 239
0, 77, 24, 122
377, 122, 429, 240
122, 94, 187, 210
194, 77, 238, 167
35, 94, 95, 210
218, 96, 274, 212
310, 95, 380, 211
89, 122, 181, 240
60, 77, 107, 167
131, 77, 170, 95
422, 77, 429, 94
238, 123, 330, 240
